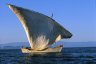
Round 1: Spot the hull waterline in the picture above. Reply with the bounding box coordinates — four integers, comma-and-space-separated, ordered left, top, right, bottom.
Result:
21, 45, 63, 53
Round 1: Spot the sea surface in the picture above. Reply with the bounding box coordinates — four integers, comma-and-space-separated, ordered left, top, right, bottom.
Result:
0, 47, 96, 64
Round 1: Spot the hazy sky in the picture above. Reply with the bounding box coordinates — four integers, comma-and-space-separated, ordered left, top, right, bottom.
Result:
0, 0, 96, 44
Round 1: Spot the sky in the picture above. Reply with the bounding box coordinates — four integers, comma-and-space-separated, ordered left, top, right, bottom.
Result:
0, 0, 96, 46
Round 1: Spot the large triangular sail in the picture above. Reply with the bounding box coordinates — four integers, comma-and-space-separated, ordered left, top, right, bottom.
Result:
8, 4, 72, 50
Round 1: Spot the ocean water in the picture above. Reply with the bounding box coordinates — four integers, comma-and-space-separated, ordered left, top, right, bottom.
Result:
0, 48, 96, 64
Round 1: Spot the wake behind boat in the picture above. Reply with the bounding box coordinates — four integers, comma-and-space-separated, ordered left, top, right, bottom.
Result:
8, 4, 72, 53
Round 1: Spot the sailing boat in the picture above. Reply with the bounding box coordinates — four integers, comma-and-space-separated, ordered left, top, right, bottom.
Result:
8, 4, 72, 53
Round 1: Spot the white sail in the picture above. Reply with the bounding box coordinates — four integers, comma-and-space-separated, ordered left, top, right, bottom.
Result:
8, 4, 72, 50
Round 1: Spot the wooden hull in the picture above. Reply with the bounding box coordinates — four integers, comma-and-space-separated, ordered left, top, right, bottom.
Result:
21, 45, 63, 53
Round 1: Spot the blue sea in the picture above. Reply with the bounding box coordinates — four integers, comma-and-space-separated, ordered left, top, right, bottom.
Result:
0, 47, 96, 64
